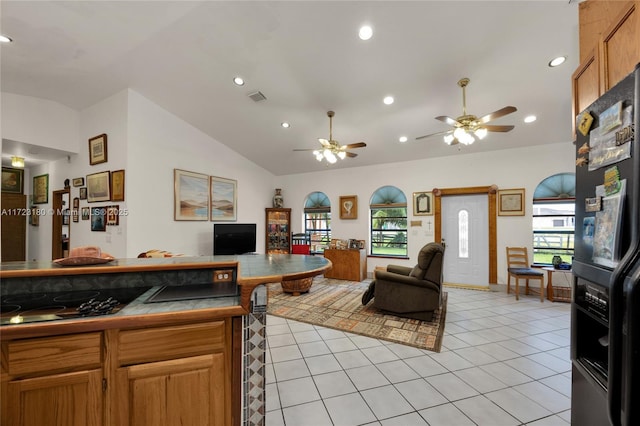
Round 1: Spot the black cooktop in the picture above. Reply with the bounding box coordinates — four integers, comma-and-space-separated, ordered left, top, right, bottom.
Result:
0, 286, 151, 325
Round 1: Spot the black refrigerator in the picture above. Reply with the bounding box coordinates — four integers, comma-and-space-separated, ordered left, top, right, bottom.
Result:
572, 63, 639, 426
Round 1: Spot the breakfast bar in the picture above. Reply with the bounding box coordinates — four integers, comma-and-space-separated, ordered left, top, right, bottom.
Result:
0, 254, 330, 426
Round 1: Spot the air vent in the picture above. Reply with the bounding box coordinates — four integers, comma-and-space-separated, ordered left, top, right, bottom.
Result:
248, 91, 267, 102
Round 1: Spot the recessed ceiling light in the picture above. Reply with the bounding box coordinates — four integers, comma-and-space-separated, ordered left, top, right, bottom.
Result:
0, 35, 12, 43
281, 122, 290, 128
548, 56, 566, 67
359, 25, 373, 41
399, 136, 408, 143
233, 76, 245, 86
524, 115, 537, 123
383, 96, 394, 105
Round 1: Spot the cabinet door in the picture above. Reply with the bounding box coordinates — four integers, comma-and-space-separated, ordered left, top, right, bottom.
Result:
600, 1, 639, 91
572, 48, 601, 138
115, 354, 226, 426
6, 369, 102, 426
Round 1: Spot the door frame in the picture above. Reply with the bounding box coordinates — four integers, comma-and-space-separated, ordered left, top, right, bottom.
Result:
51, 188, 70, 260
433, 185, 497, 284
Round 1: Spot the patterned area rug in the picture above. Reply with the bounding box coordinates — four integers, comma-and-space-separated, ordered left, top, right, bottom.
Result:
267, 277, 447, 352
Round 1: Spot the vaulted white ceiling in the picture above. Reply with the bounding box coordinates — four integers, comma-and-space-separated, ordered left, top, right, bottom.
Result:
1, 1, 580, 175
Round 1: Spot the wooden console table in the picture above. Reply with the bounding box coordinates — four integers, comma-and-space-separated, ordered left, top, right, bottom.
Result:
323, 248, 367, 281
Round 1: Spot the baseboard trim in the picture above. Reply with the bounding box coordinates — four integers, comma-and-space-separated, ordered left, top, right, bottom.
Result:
443, 282, 490, 291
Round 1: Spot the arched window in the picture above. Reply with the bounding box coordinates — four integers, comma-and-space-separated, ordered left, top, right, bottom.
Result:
369, 186, 408, 257
304, 191, 331, 253
532, 173, 576, 265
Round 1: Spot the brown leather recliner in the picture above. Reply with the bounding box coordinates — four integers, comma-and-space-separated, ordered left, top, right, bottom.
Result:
363, 242, 444, 321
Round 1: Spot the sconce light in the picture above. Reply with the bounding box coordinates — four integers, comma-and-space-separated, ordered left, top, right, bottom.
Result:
11, 156, 25, 168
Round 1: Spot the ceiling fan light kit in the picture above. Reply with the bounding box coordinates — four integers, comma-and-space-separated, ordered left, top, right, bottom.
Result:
294, 110, 366, 164
416, 77, 517, 147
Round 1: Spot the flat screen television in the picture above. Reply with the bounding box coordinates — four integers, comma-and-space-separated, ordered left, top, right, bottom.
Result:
214, 223, 257, 255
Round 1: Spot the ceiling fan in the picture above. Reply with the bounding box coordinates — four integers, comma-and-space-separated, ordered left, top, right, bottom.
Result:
294, 111, 366, 163
416, 78, 517, 146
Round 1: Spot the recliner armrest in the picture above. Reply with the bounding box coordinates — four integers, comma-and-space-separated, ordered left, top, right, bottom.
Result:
385, 265, 413, 276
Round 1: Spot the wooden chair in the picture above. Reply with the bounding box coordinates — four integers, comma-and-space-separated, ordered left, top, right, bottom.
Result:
506, 247, 544, 302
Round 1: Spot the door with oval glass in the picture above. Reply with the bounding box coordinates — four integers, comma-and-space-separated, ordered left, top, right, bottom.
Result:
441, 194, 489, 287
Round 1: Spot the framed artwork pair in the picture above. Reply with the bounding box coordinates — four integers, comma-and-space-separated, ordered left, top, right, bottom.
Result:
174, 169, 237, 222
85, 169, 125, 202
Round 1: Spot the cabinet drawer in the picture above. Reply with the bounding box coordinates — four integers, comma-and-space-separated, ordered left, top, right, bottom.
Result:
118, 321, 226, 365
5, 332, 102, 376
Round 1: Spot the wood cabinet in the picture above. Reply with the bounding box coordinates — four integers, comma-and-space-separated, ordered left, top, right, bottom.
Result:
323, 248, 367, 281
573, 1, 640, 137
2, 321, 234, 426
6, 369, 103, 426
266, 208, 291, 254
2, 332, 104, 426
113, 320, 231, 426
115, 354, 224, 426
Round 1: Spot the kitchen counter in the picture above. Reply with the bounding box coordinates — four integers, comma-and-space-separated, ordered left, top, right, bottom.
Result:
0, 253, 329, 278
0, 254, 331, 339
1, 254, 330, 426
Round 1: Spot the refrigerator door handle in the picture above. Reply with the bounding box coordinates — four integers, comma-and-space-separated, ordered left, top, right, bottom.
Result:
624, 270, 640, 426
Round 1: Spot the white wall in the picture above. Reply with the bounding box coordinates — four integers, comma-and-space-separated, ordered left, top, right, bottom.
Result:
73, 90, 130, 256
275, 142, 575, 284
126, 90, 275, 256
2, 93, 79, 152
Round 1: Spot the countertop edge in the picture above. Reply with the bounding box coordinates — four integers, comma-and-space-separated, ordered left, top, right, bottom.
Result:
0, 305, 249, 340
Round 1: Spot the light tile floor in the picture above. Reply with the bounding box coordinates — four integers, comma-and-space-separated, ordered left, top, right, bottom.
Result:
265, 284, 571, 426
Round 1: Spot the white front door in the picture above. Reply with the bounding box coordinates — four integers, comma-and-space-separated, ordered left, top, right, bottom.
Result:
441, 194, 489, 287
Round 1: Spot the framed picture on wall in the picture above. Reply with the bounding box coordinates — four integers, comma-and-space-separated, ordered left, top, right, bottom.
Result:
91, 207, 107, 231
412, 191, 433, 216
30, 207, 40, 226
88, 134, 108, 166
2, 167, 24, 194
210, 176, 237, 221
106, 205, 120, 226
81, 207, 90, 220
498, 188, 526, 216
110, 169, 125, 202
72, 177, 84, 187
79, 187, 88, 200
174, 169, 209, 221
339, 195, 357, 219
32, 174, 49, 204
87, 171, 111, 202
